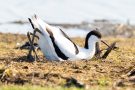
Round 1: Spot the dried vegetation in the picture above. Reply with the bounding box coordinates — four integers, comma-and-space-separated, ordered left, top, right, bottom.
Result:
0, 33, 135, 89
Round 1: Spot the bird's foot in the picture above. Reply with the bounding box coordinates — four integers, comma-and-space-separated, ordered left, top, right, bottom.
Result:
27, 54, 35, 62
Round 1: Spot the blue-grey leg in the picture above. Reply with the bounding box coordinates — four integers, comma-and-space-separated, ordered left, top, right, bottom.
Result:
27, 31, 38, 61
27, 28, 43, 61
95, 42, 101, 58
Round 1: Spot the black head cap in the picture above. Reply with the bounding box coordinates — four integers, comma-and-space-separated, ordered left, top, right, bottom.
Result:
86, 30, 102, 39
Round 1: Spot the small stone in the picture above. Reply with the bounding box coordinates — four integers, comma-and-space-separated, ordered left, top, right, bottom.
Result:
113, 79, 124, 87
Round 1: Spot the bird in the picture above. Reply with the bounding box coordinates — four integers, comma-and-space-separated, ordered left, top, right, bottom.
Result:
28, 15, 103, 61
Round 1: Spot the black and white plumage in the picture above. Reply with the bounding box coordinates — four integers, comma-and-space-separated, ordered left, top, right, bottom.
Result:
28, 15, 102, 61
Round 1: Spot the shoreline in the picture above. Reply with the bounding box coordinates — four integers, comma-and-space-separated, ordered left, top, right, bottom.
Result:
0, 20, 135, 38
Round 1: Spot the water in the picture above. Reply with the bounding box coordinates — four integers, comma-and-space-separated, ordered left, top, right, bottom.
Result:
0, 23, 89, 37
0, 24, 32, 34
64, 29, 89, 38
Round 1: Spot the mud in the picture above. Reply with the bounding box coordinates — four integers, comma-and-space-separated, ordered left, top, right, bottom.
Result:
0, 33, 135, 88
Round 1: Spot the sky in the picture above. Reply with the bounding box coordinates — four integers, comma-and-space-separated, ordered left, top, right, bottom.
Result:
0, 0, 135, 24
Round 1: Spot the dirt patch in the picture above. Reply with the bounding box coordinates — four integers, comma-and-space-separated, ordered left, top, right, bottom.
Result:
0, 33, 135, 88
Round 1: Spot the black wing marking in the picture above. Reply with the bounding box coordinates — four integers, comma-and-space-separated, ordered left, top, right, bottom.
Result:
59, 28, 79, 54
28, 18, 35, 29
46, 29, 69, 60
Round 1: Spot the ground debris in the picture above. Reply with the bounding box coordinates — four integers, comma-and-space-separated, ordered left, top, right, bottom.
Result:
15, 42, 40, 50
113, 79, 125, 87
102, 42, 118, 59
0, 67, 28, 85
64, 77, 85, 88
114, 68, 135, 87
127, 69, 135, 77
0, 33, 135, 89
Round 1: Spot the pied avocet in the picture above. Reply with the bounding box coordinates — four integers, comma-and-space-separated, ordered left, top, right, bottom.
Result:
28, 15, 106, 61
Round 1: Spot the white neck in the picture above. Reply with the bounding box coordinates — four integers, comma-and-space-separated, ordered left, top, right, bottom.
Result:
87, 38, 96, 54
83, 36, 98, 59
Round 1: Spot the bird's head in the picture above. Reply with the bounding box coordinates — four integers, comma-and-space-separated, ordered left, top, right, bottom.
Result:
84, 30, 102, 49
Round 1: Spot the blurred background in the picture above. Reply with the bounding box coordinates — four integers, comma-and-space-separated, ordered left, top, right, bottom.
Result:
0, 0, 135, 37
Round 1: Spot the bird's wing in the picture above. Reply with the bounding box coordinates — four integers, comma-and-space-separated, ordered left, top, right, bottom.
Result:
29, 15, 79, 60
50, 28, 79, 57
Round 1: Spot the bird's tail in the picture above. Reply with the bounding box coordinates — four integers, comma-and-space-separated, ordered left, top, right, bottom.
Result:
28, 14, 41, 29
28, 14, 51, 31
